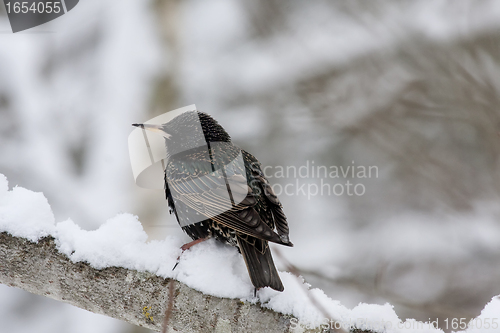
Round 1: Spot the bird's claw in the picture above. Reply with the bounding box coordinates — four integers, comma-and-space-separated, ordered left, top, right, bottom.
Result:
172, 256, 181, 271
173, 238, 208, 270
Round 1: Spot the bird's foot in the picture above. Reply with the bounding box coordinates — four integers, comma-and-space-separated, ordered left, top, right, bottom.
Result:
172, 237, 210, 271
172, 260, 180, 271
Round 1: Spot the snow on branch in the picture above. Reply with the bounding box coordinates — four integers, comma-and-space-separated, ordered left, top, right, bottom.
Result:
1, 173, 498, 333
0, 232, 303, 333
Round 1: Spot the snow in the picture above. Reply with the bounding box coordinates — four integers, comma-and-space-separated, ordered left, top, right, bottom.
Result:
0, 174, 55, 242
258, 273, 351, 328
0, 172, 498, 332
56, 214, 176, 271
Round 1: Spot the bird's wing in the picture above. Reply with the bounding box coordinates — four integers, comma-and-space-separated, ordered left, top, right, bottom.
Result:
166, 152, 286, 245
243, 151, 292, 246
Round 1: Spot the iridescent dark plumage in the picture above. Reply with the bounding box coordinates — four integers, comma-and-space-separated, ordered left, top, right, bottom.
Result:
152, 111, 292, 292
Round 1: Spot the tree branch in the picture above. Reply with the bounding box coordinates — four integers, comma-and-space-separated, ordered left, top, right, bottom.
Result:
0, 232, 328, 333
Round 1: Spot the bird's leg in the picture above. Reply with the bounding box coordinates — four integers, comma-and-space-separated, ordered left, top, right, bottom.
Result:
253, 287, 261, 297
172, 237, 210, 271
180, 237, 208, 251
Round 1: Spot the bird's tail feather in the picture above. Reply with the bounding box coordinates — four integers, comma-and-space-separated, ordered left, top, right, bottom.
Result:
237, 236, 284, 292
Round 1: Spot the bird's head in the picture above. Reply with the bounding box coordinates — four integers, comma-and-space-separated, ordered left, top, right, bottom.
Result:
133, 111, 231, 157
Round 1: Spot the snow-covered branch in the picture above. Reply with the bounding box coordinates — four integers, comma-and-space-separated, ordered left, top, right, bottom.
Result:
0, 232, 307, 333
1, 174, 498, 333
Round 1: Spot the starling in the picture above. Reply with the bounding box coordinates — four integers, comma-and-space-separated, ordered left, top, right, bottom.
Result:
133, 111, 292, 292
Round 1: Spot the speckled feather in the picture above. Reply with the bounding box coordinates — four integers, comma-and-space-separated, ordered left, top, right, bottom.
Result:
161, 111, 292, 291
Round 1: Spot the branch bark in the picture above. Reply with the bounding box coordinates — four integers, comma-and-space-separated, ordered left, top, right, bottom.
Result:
0, 232, 322, 333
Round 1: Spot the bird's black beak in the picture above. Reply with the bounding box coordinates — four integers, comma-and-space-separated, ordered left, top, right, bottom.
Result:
132, 123, 171, 139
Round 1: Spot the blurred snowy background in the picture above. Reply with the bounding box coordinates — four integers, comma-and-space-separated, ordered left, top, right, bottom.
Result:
2, 0, 500, 332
